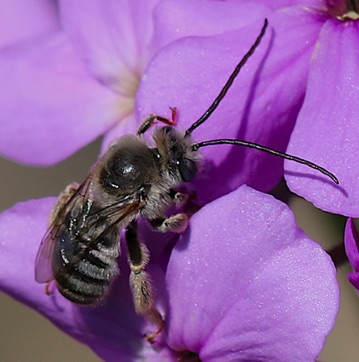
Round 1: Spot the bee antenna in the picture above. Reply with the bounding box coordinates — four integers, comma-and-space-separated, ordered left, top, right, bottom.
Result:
184, 18, 268, 138
192, 139, 339, 184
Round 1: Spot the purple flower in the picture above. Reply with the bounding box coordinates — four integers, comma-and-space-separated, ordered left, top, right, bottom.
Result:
0, 0, 333, 204
0, 0, 268, 169
281, 0, 359, 217
139, 0, 359, 214
0, 186, 339, 361
0, 0, 59, 48
344, 218, 359, 289
0, 1, 342, 360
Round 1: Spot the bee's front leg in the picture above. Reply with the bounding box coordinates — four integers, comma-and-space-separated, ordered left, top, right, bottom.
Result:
148, 189, 192, 233
168, 189, 190, 207
125, 220, 164, 343
149, 214, 189, 233
137, 107, 176, 136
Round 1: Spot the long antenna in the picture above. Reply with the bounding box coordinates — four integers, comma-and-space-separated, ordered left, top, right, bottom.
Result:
192, 139, 339, 184
184, 18, 268, 138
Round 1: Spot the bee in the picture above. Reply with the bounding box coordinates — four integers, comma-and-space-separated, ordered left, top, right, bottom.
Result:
35, 19, 338, 342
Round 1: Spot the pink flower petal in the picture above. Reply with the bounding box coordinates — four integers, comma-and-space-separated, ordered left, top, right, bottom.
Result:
0, 197, 175, 360
166, 185, 339, 361
137, 10, 324, 203
150, 0, 270, 50
285, 20, 359, 216
60, 0, 161, 92
344, 218, 359, 271
348, 272, 359, 290
0, 0, 59, 48
0, 33, 119, 165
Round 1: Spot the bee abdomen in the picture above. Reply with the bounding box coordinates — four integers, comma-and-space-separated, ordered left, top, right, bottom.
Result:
54, 234, 120, 305
55, 253, 119, 305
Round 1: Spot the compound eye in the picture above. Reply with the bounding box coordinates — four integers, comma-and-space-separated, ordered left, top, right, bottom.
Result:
178, 157, 197, 182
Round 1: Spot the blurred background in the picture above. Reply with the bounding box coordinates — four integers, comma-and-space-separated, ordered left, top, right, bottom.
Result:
0, 139, 358, 361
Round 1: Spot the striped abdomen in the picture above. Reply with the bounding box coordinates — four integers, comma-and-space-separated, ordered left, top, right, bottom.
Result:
52, 227, 120, 305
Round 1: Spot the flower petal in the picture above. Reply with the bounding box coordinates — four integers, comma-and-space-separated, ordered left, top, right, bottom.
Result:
137, 9, 324, 203
285, 20, 359, 216
150, 0, 271, 51
166, 185, 338, 361
101, 113, 139, 154
0, 0, 59, 48
344, 218, 359, 290
60, 0, 161, 92
344, 218, 359, 271
0, 198, 174, 361
0, 34, 119, 165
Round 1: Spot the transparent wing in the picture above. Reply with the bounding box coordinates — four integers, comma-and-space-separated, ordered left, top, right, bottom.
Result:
35, 176, 144, 283
62, 195, 143, 271
34, 177, 92, 283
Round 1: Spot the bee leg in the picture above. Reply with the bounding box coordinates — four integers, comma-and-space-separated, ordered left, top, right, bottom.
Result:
50, 182, 80, 224
125, 220, 164, 343
137, 107, 177, 136
45, 281, 54, 295
149, 214, 189, 233
170, 189, 202, 219
168, 189, 189, 207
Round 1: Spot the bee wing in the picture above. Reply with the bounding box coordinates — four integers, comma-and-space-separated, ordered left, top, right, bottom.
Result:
34, 226, 57, 283
35, 177, 92, 283
66, 195, 144, 269
35, 176, 145, 283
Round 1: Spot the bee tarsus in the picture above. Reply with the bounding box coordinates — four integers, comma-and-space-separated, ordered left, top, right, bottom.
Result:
137, 107, 177, 136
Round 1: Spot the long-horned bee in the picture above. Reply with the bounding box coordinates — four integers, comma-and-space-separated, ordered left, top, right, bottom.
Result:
35, 19, 338, 342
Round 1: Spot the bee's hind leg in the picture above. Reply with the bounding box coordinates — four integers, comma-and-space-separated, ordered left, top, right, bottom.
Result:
125, 220, 164, 343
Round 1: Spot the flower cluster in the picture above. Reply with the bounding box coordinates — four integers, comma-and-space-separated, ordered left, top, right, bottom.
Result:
1, 0, 358, 361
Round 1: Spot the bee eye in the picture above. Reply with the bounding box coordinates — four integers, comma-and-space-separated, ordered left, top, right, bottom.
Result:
178, 157, 197, 182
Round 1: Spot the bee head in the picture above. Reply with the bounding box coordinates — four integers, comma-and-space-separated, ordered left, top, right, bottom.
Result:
153, 126, 200, 183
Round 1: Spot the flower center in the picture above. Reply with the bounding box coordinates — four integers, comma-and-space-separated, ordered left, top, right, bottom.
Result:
327, 0, 359, 20
114, 72, 140, 121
